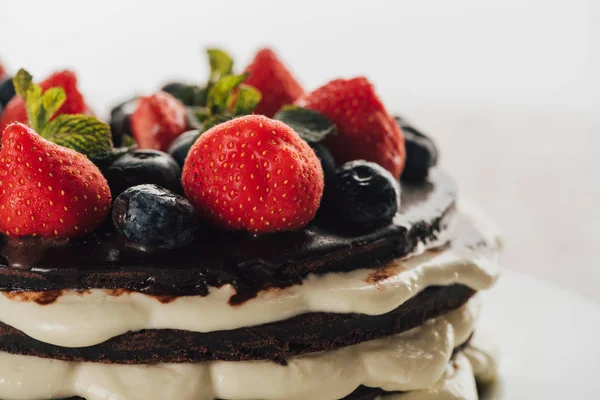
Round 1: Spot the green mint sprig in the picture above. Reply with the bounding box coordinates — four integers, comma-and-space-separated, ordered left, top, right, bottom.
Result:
194, 74, 261, 131
13, 69, 66, 133
274, 105, 336, 144
12, 69, 113, 159
207, 48, 234, 83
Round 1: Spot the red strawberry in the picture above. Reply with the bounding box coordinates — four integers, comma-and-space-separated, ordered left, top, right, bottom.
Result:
0, 70, 93, 134
296, 77, 406, 179
130, 91, 188, 151
0, 123, 111, 238
243, 48, 304, 117
182, 115, 324, 233
0, 63, 7, 80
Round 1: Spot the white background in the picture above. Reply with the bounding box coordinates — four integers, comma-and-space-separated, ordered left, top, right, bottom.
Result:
1, 0, 599, 301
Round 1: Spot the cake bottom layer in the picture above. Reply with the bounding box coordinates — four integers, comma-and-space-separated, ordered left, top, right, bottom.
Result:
0, 298, 483, 400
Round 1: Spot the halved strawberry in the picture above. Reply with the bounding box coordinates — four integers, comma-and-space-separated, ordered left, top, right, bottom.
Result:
296, 77, 406, 179
0, 70, 93, 134
0, 123, 111, 237
243, 48, 304, 117
130, 91, 188, 151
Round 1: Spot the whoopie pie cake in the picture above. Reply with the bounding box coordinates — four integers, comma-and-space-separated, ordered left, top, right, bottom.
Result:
0, 48, 501, 400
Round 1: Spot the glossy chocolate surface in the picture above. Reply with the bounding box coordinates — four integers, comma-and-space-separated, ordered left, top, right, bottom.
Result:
0, 169, 456, 298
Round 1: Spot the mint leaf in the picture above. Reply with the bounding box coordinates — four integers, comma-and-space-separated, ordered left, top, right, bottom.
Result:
274, 105, 336, 143
207, 74, 247, 115
42, 114, 113, 158
39, 87, 66, 126
189, 106, 210, 123
121, 135, 137, 148
203, 112, 234, 131
90, 145, 136, 171
12, 69, 40, 102
162, 83, 207, 107
207, 49, 234, 82
12, 69, 66, 133
232, 84, 261, 116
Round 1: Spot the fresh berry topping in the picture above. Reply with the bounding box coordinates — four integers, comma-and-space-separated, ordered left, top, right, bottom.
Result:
168, 129, 199, 167
0, 63, 7, 80
0, 70, 93, 134
244, 48, 304, 117
0, 77, 16, 109
325, 160, 400, 228
395, 116, 438, 183
109, 98, 138, 147
311, 143, 336, 181
296, 77, 406, 179
182, 115, 324, 232
104, 150, 182, 197
113, 184, 197, 249
0, 123, 112, 237
130, 91, 188, 151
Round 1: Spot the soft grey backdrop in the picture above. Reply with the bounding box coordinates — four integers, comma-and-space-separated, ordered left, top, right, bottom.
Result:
1, 0, 599, 300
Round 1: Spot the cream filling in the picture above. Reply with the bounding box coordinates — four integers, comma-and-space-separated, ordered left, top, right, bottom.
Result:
463, 331, 499, 384
0, 298, 478, 400
0, 204, 500, 348
381, 336, 500, 400
380, 353, 478, 400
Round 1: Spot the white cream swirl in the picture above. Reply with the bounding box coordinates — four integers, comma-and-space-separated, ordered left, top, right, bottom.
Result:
381, 353, 478, 400
0, 204, 500, 348
379, 332, 499, 400
463, 331, 499, 384
0, 297, 478, 400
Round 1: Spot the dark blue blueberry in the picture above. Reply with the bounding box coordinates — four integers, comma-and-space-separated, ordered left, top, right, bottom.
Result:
113, 184, 198, 249
0, 77, 16, 109
326, 160, 400, 227
104, 150, 182, 197
109, 98, 138, 147
167, 130, 199, 167
311, 143, 336, 180
394, 115, 439, 183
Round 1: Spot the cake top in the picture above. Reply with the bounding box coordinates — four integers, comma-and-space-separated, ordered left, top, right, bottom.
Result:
0, 48, 441, 295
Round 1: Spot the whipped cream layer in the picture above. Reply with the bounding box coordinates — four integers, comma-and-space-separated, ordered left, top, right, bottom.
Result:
380, 331, 499, 400
0, 298, 478, 400
0, 203, 500, 348
463, 331, 499, 384
382, 353, 478, 400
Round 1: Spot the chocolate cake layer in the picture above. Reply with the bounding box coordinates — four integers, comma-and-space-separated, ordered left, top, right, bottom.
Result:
0, 283, 473, 363
0, 169, 456, 300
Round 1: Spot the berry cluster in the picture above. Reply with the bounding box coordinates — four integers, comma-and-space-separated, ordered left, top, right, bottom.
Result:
0, 49, 438, 250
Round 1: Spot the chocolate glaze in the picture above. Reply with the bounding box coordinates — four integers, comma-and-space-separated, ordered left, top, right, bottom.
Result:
0, 169, 456, 300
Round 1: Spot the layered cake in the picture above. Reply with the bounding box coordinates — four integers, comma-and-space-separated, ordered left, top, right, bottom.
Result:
0, 49, 501, 400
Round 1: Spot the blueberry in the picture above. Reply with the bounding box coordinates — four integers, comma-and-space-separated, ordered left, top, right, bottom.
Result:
0, 77, 16, 109
109, 98, 138, 147
311, 143, 336, 180
326, 160, 400, 227
104, 150, 182, 197
167, 130, 199, 167
113, 184, 198, 249
394, 116, 439, 182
